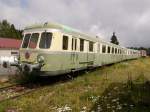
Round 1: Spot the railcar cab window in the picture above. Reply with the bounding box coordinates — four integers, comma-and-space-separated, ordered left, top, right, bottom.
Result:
39, 32, 52, 49
89, 41, 94, 52
102, 45, 106, 53
22, 34, 31, 48
62, 35, 68, 50
80, 39, 84, 51
29, 33, 39, 49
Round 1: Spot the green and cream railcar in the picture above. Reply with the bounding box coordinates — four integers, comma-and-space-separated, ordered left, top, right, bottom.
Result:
19, 22, 141, 76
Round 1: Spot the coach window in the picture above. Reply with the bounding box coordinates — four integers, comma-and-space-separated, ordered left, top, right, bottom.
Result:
115, 48, 117, 54
72, 38, 77, 51
112, 47, 114, 54
80, 39, 84, 51
39, 32, 52, 49
22, 34, 31, 48
108, 46, 111, 53
62, 35, 68, 50
121, 50, 123, 54
89, 41, 93, 52
118, 49, 120, 54
75, 39, 77, 50
97, 43, 100, 53
118, 49, 121, 54
29, 33, 39, 49
71, 38, 74, 50
102, 45, 106, 53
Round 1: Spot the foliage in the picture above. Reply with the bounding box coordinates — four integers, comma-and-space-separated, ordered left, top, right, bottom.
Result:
0, 19, 22, 39
0, 58, 150, 111
110, 32, 119, 45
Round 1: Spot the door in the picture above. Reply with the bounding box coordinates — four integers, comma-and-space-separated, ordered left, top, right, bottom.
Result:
70, 37, 78, 68
87, 41, 95, 66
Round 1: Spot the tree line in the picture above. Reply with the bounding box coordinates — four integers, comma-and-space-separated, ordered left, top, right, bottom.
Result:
0, 19, 22, 39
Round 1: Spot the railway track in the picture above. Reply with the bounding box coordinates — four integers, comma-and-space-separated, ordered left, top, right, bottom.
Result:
0, 84, 40, 103
0, 73, 77, 104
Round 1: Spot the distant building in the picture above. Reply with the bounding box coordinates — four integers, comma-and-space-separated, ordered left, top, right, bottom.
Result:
0, 37, 22, 49
0, 37, 22, 67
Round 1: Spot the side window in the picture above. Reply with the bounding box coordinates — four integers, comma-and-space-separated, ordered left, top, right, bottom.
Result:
71, 38, 74, 50
121, 50, 123, 54
112, 47, 114, 54
39, 32, 52, 49
89, 41, 94, 52
72, 38, 77, 51
115, 48, 117, 54
62, 35, 68, 50
102, 45, 106, 53
108, 46, 111, 53
97, 43, 100, 53
80, 39, 84, 51
118, 49, 120, 54
75, 39, 77, 50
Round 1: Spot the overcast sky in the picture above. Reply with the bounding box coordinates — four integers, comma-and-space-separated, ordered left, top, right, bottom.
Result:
0, 0, 150, 47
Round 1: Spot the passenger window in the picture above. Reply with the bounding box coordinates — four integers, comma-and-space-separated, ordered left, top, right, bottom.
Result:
121, 50, 123, 54
80, 39, 84, 51
112, 47, 114, 54
62, 35, 68, 50
39, 32, 52, 49
72, 37, 77, 51
75, 39, 77, 50
71, 38, 74, 50
118, 49, 120, 54
89, 41, 94, 52
22, 34, 31, 48
117, 49, 119, 54
115, 48, 117, 54
29, 33, 39, 49
102, 45, 106, 53
108, 46, 111, 53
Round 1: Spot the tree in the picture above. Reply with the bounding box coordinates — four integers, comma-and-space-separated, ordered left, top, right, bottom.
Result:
110, 32, 119, 45
0, 19, 22, 39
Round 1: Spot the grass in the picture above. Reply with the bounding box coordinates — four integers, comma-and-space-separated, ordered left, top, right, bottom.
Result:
90, 81, 150, 112
0, 57, 150, 112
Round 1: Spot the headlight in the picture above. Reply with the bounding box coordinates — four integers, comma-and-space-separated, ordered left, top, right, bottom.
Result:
37, 55, 45, 63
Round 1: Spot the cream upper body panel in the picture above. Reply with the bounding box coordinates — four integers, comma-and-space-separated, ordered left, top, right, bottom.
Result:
20, 22, 140, 55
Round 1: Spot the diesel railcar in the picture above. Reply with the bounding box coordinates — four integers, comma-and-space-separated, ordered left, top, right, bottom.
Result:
18, 22, 141, 76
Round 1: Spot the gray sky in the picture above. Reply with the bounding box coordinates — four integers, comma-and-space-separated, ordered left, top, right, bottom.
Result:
0, 0, 150, 47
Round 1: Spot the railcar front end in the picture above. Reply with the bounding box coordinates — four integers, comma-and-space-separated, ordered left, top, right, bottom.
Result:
18, 28, 66, 76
